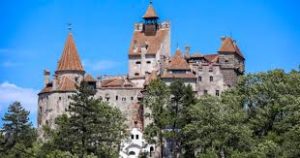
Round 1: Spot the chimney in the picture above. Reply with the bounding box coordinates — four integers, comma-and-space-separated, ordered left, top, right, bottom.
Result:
44, 69, 50, 86
185, 45, 190, 58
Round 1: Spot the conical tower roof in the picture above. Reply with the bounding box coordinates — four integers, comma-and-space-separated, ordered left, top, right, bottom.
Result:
56, 33, 84, 72
143, 2, 158, 19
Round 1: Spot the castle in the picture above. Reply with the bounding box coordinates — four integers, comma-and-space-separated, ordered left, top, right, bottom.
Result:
38, 2, 245, 157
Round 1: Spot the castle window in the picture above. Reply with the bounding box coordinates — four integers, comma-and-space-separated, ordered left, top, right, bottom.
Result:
131, 134, 134, 139
116, 95, 118, 101
209, 67, 213, 72
204, 90, 208, 95
147, 61, 151, 64
210, 76, 214, 82
59, 97, 62, 101
75, 77, 79, 82
198, 76, 202, 82
136, 134, 139, 140
136, 61, 141, 64
129, 151, 136, 155
216, 90, 220, 96
122, 97, 126, 101
106, 98, 110, 101
134, 73, 139, 76
131, 97, 134, 100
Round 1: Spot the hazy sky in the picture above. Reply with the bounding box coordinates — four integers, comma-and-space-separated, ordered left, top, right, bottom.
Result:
0, 0, 299, 126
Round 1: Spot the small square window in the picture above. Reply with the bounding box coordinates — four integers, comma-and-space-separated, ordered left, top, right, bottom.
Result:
131, 97, 134, 100
131, 135, 134, 139
146, 61, 151, 64
122, 97, 126, 101
198, 76, 202, 82
204, 90, 208, 95
136, 61, 141, 64
216, 90, 220, 96
136, 135, 139, 140
210, 76, 213, 82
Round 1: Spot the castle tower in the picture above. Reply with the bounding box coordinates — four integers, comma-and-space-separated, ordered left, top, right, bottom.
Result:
38, 32, 85, 129
128, 1, 171, 87
218, 37, 245, 87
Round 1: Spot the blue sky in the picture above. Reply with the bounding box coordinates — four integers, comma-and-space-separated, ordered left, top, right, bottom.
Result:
0, 0, 299, 126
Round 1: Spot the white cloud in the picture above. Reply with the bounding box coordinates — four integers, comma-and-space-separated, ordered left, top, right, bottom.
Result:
0, 82, 38, 113
83, 59, 122, 71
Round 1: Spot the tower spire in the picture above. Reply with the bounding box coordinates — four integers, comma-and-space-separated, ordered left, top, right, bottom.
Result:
143, 0, 158, 19
56, 31, 84, 73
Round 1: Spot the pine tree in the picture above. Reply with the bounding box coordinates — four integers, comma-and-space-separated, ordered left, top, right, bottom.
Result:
0, 101, 36, 157
44, 82, 126, 158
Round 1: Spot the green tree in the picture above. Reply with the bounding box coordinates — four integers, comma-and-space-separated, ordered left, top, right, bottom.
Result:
168, 80, 197, 157
43, 82, 126, 158
0, 101, 37, 158
183, 95, 253, 157
143, 79, 170, 158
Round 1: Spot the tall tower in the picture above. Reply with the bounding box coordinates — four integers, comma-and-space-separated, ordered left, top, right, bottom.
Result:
38, 32, 85, 130
218, 37, 245, 87
128, 1, 171, 87
143, 1, 159, 36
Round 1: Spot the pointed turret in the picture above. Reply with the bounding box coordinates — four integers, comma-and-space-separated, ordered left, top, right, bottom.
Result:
56, 33, 84, 73
218, 37, 244, 59
168, 49, 190, 70
143, 1, 158, 19
142, 1, 159, 36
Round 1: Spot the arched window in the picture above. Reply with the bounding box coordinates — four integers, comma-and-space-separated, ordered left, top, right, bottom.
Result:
129, 151, 136, 155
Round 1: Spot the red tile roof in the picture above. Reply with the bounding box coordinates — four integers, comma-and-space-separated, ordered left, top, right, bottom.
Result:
218, 37, 244, 59
143, 3, 158, 19
84, 74, 95, 82
39, 76, 78, 94
56, 33, 84, 72
167, 49, 190, 70
40, 83, 53, 93
129, 29, 169, 56
204, 54, 219, 63
161, 73, 196, 79
101, 77, 134, 88
57, 76, 77, 91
